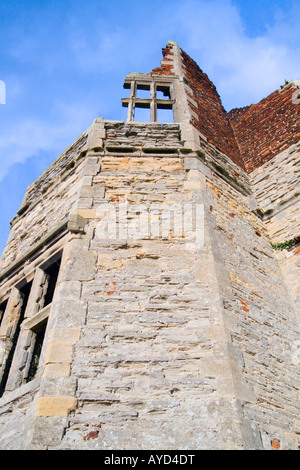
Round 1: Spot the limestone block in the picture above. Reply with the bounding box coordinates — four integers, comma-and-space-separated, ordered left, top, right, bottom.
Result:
98, 254, 123, 270
62, 249, 97, 282
58, 300, 87, 328
80, 176, 93, 187
29, 416, 69, 449
75, 197, 93, 209
54, 281, 82, 301
67, 213, 86, 234
36, 396, 77, 417
40, 376, 77, 397
86, 119, 105, 150
47, 328, 81, 344
76, 209, 97, 219
42, 363, 71, 378
183, 180, 203, 190
79, 185, 105, 199
81, 157, 100, 177
45, 342, 73, 364
184, 157, 212, 179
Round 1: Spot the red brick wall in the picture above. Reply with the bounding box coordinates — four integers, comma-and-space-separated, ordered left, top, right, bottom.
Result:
151, 44, 175, 76
180, 50, 245, 170
151, 45, 300, 174
228, 86, 300, 173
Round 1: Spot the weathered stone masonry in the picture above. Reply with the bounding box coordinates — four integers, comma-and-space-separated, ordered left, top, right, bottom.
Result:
0, 41, 299, 450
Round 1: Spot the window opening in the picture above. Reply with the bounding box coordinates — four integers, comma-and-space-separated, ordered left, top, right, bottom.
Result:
156, 86, 171, 99
123, 82, 131, 97
136, 85, 151, 99
134, 106, 151, 122
120, 104, 129, 123
0, 280, 33, 396
43, 256, 61, 307
26, 319, 48, 383
122, 79, 174, 124
157, 107, 174, 123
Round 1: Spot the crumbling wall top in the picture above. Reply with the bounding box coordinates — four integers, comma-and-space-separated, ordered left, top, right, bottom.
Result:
147, 42, 300, 174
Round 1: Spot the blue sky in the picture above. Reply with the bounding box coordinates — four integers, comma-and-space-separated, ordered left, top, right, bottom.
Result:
0, 0, 299, 255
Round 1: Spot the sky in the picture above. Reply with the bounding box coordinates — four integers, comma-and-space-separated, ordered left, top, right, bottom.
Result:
0, 0, 299, 255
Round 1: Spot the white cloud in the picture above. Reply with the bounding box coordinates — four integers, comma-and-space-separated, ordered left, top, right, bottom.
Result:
158, 0, 300, 109
1, 0, 299, 184
67, 28, 127, 74
0, 101, 98, 181
0, 80, 5, 104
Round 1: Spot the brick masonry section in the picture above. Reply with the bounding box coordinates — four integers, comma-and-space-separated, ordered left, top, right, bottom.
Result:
156, 44, 299, 174
228, 85, 300, 173
150, 44, 176, 76
180, 49, 245, 170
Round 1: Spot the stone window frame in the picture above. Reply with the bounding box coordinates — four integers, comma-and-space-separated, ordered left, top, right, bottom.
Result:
0, 250, 62, 397
122, 75, 175, 123
0, 298, 8, 327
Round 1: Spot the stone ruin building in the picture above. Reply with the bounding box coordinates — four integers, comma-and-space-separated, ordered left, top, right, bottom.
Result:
0, 41, 299, 450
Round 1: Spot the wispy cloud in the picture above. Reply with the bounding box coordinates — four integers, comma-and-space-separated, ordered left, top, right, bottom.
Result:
1, 0, 299, 179
0, 0, 299, 253
0, 101, 99, 181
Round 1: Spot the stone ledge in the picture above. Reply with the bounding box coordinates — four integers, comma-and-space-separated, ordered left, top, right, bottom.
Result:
0, 377, 39, 409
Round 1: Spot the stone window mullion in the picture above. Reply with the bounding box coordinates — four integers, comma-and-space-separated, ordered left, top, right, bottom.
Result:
150, 81, 157, 122
0, 255, 62, 393
127, 80, 136, 123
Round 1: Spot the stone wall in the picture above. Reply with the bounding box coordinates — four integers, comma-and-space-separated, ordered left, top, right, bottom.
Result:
0, 133, 88, 274
250, 141, 300, 313
51, 124, 298, 450
206, 168, 300, 449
